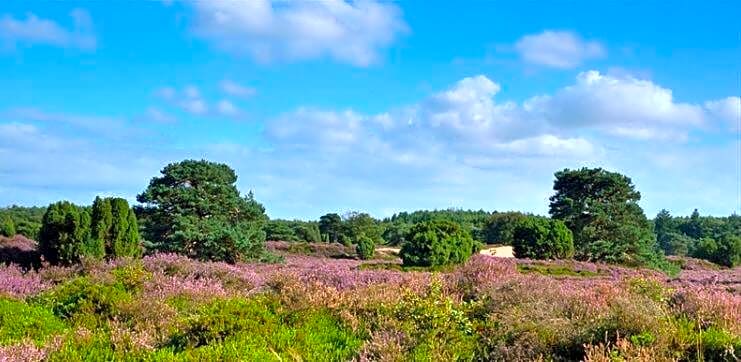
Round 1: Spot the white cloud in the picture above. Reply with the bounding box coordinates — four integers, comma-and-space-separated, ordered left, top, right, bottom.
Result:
0, 9, 96, 50
220, 80, 256, 98
532, 70, 707, 140
187, 0, 407, 66
2, 73, 738, 219
156, 85, 209, 115
514, 30, 604, 68
216, 100, 239, 117
705, 96, 741, 131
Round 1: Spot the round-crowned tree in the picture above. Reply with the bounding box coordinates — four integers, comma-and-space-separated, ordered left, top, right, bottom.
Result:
512, 217, 574, 259
549, 168, 657, 265
136, 160, 268, 263
400, 220, 475, 267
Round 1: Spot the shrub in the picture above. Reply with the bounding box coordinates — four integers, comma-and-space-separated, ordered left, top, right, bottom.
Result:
91, 197, 141, 259
512, 217, 574, 259
400, 220, 475, 267
0, 298, 66, 345
691, 234, 740, 267
32, 277, 131, 323
38, 201, 102, 265
167, 297, 362, 360
0, 217, 15, 237
355, 235, 375, 260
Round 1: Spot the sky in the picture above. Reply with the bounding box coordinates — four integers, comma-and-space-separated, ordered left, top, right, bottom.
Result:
0, 0, 739, 220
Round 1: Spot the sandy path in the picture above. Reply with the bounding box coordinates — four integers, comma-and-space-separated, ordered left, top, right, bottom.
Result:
376, 245, 514, 258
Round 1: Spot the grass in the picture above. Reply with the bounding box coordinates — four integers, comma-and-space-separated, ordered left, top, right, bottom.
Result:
357, 262, 459, 273
0, 298, 67, 345
516, 263, 605, 277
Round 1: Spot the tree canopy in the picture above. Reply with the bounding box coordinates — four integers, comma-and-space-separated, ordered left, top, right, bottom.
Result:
549, 168, 664, 268
136, 160, 268, 263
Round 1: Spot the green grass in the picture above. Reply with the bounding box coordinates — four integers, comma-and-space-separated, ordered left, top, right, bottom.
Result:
516, 263, 604, 277
357, 262, 458, 272
0, 298, 67, 345
46, 295, 363, 361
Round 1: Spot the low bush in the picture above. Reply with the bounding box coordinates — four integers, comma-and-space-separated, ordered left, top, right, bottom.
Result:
166, 296, 362, 360
32, 277, 131, 323
0, 298, 66, 345
355, 235, 375, 260
400, 220, 475, 267
512, 217, 574, 259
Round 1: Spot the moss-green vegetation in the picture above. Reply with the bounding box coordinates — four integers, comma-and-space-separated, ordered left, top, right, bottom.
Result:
516, 263, 603, 277
0, 298, 67, 345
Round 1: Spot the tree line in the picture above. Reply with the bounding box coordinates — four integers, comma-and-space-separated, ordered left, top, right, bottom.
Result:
1, 160, 738, 270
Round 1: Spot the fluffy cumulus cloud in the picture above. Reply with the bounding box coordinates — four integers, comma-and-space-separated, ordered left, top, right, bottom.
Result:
704, 97, 741, 131
532, 71, 708, 141
514, 30, 605, 69
1, 72, 738, 218
187, 0, 407, 66
0, 9, 96, 50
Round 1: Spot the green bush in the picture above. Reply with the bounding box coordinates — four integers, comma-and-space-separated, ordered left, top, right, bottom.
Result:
39, 201, 102, 265
0, 298, 66, 345
33, 277, 131, 323
512, 217, 574, 259
91, 197, 142, 259
400, 220, 475, 267
388, 280, 476, 360
355, 234, 375, 260
166, 297, 362, 360
0, 216, 15, 237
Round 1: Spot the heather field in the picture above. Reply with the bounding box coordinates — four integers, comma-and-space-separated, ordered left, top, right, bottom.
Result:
0, 237, 737, 361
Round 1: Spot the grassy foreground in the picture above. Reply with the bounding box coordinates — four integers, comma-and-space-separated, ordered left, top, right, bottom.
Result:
0, 238, 738, 361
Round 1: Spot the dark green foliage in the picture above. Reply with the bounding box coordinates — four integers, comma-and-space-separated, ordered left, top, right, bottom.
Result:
0, 298, 67, 345
136, 160, 268, 263
318, 213, 343, 243
512, 217, 575, 259
653, 209, 740, 267
0, 216, 15, 237
265, 219, 321, 243
483, 211, 528, 245
90, 197, 112, 249
265, 219, 298, 241
382, 222, 411, 246
294, 222, 321, 243
0, 206, 45, 239
91, 197, 141, 258
549, 168, 663, 268
385, 209, 491, 243
342, 212, 384, 245
38, 201, 101, 265
692, 234, 740, 268
355, 234, 375, 260
400, 220, 475, 267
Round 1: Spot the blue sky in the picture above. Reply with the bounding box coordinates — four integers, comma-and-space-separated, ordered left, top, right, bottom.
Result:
0, 0, 739, 219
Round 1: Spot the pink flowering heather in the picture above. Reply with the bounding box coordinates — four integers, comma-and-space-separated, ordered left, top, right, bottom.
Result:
0, 265, 50, 298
